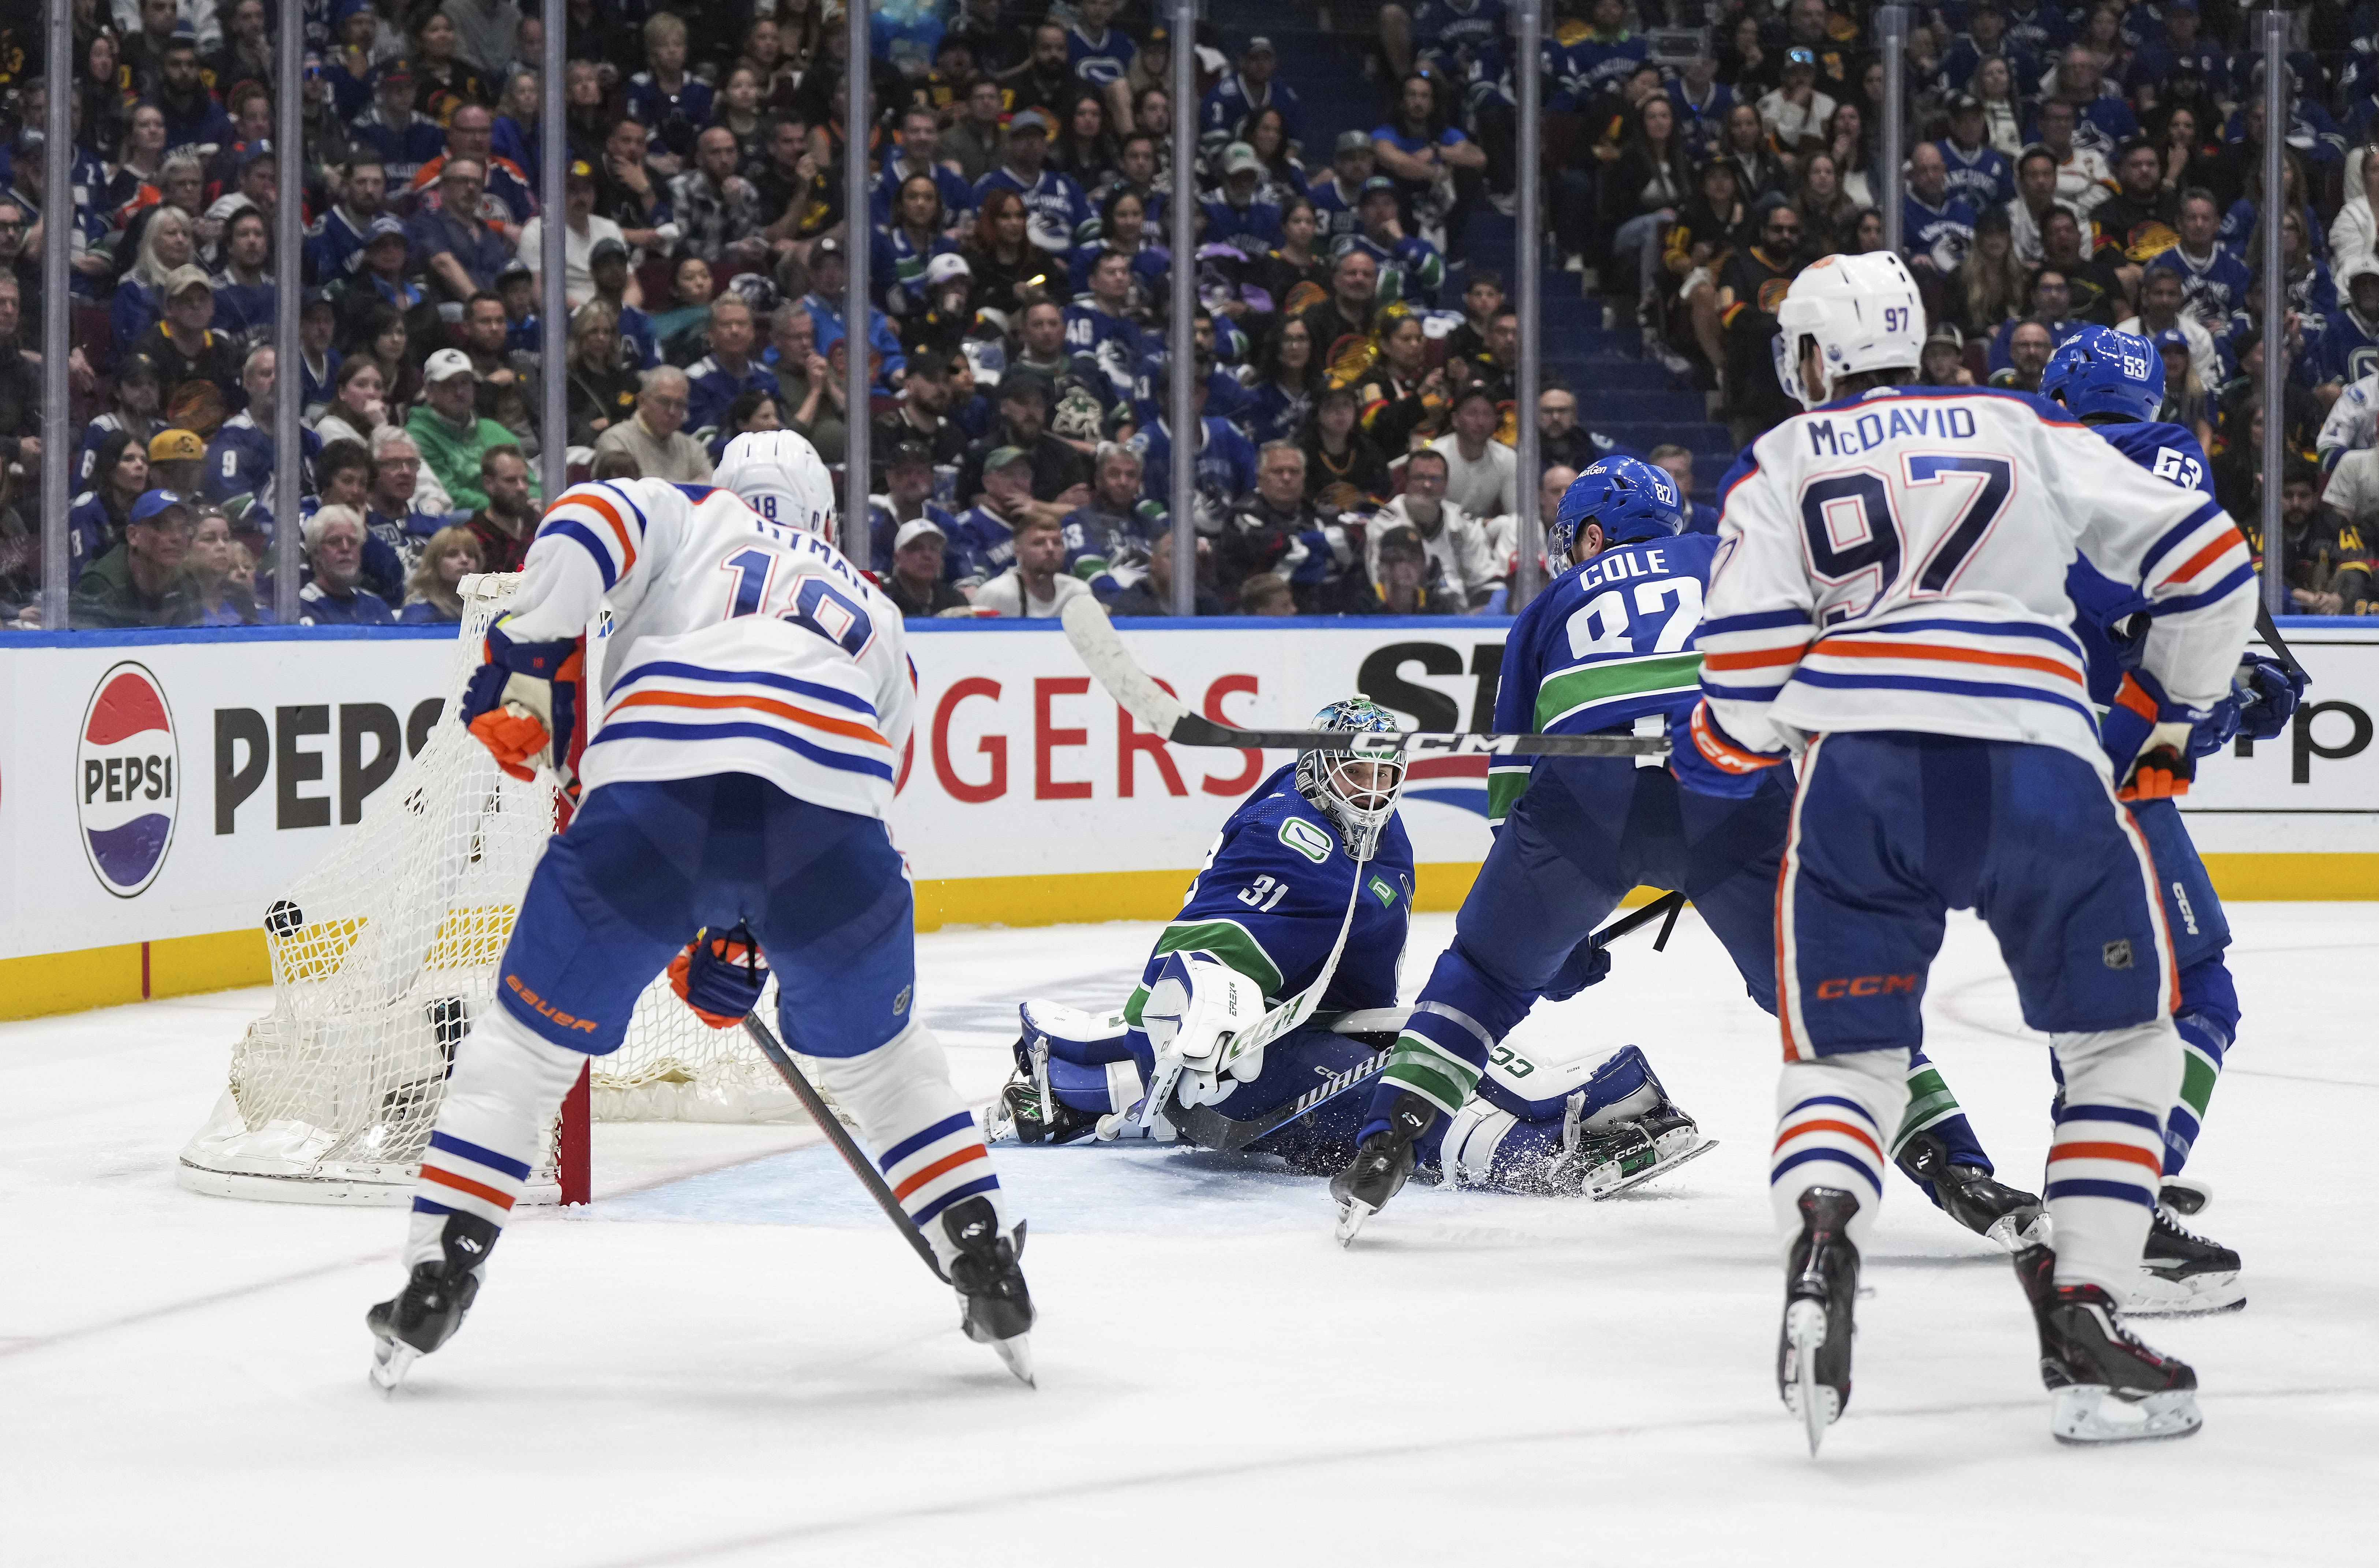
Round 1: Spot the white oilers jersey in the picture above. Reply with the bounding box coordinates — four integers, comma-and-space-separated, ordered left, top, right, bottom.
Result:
502, 479, 912, 820
1700, 387, 2256, 774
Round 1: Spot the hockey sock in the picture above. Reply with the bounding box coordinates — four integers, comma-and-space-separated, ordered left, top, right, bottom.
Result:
2164, 956, 2239, 1178
2045, 1020, 2183, 1295
404, 1005, 590, 1271
812, 1023, 1009, 1269
1372, 939, 1536, 1134
1771, 1052, 1908, 1265
1892, 1043, 1995, 1194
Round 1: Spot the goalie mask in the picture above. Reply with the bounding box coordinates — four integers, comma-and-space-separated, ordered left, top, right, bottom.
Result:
1294, 696, 1406, 861
716, 429, 839, 545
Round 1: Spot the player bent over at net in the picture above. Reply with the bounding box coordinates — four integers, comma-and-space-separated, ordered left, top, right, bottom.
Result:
990, 694, 1711, 1202
367, 432, 1034, 1390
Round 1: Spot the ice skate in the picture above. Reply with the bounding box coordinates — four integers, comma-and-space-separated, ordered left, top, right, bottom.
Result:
943, 1196, 1036, 1386
1897, 1130, 2047, 1252
365, 1213, 497, 1393
1778, 1188, 1860, 1456
1551, 1062, 1717, 1200
2126, 1180, 2245, 1315
1329, 1091, 1435, 1246
2013, 1244, 2202, 1444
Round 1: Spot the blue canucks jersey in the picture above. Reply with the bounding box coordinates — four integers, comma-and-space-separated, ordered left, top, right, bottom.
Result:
1488, 531, 1720, 827
1124, 764, 1413, 1028
2066, 419, 2214, 706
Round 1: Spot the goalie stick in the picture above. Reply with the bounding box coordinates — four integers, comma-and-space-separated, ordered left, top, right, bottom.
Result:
1167, 891, 1691, 1153
1058, 597, 1671, 759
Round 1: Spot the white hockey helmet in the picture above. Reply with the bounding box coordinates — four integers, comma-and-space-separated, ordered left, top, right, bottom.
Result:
716, 429, 839, 544
1771, 251, 1926, 410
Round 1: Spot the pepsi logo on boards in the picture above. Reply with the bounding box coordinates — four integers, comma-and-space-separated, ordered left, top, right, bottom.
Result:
77, 662, 179, 898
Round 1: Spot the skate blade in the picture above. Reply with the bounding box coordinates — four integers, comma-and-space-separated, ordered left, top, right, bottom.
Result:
1588, 1136, 1719, 1201
369, 1337, 418, 1395
1334, 1197, 1376, 1248
989, 1332, 1036, 1388
1781, 1300, 1839, 1456
2125, 1269, 2247, 1317
2050, 1385, 2202, 1444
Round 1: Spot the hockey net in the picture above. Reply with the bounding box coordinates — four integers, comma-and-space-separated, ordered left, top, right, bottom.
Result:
177, 574, 804, 1205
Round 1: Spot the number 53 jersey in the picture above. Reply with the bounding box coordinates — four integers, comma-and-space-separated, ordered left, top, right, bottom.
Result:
1699, 386, 2256, 775
500, 479, 913, 821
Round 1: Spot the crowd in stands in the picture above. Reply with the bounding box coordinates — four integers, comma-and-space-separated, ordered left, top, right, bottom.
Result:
0, 0, 2372, 628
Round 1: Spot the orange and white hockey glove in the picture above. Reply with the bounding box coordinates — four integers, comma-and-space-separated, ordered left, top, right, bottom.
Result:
2100, 670, 2199, 803
460, 624, 584, 789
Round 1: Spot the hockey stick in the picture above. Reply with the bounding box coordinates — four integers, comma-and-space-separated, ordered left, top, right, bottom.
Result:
740, 1016, 949, 1283
1169, 891, 1695, 1153
2255, 601, 2305, 676
1059, 597, 1670, 758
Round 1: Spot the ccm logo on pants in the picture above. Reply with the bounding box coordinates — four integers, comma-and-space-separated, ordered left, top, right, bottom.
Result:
1814, 974, 1919, 1000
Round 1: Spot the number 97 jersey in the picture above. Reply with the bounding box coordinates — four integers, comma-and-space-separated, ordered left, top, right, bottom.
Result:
500, 479, 913, 822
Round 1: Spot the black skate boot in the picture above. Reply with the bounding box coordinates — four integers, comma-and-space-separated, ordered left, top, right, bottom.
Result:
2013, 1244, 2201, 1443
2131, 1180, 2245, 1315
1328, 1092, 1437, 1247
944, 1195, 1036, 1386
1778, 1187, 1861, 1456
366, 1211, 498, 1392
1897, 1130, 2047, 1252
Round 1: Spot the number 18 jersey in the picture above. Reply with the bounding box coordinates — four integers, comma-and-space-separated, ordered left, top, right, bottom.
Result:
1698, 386, 2255, 775
500, 479, 912, 821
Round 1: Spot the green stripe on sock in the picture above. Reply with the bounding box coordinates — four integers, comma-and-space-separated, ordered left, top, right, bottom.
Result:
1382, 1035, 1481, 1117
2179, 1046, 2219, 1117
1892, 1066, 1960, 1154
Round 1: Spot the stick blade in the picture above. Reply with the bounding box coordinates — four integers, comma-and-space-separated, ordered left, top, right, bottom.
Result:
1061, 596, 1190, 739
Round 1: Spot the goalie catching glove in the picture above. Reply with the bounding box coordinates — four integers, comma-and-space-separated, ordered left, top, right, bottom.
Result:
668, 924, 770, 1028
460, 623, 585, 793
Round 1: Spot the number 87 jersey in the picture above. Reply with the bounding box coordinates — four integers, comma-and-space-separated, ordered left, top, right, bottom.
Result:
1698, 386, 2256, 776
501, 478, 913, 822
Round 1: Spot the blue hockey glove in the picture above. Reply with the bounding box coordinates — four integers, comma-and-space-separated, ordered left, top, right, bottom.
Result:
461, 622, 583, 791
2100, 668, 2199, 802
2233, 654, 2307, 742
1668, 701, 1784, 799
2186, 694, 2243, 759
1543, 933, 1614, 1001
668, 925, 769, 1028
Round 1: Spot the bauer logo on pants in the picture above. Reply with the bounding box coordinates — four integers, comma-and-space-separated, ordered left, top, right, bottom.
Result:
76, 662, 179, 899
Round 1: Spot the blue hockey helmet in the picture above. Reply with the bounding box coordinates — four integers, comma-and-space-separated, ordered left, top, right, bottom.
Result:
2042, 325, 2165, 423
1294, 695, 1405, 861
1548, 456, 1685, 573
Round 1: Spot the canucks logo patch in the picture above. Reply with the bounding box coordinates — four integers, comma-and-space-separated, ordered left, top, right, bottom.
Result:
1368, 874, 1398, 908
1278, 817, 1334, 864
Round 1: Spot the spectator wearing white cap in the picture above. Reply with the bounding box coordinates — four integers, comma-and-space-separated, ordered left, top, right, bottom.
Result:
882, 515, 971, 618
1200, 142, 1286, 256
407, 347, 541, 513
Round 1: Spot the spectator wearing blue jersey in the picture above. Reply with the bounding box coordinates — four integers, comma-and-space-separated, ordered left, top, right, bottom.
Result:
2148, 189, 2253, 333
2124, 0, 2223, 106
209, 209, 277, 351
296, 504, 395, 626
1063, 249, 1149, 402
798, 237, 907, 388
1372, 75, 1485, 257
1937, 3, 2039, 106
2313, 262, 2379, 397
1065, 0, 1137, 124
1060, 442, 1166, 600
207, 346, 319, 508
872, 104, 975, 231
868, 441, 962, 566
876, 175, 963, 317
67, 430, 150, 586
1998, 0, 2071, 66
348, 62, 444, 188
305, 156, 388, 285
1309, 131, 1377, 246
1203, 143, 1288, 258
1341, 177, 1447, 310
1936, 96, 2014, 213
973, 108, 1093, 260
149, 35, 234, 158
1201, 36, 1302, 162
949, 444, 1038, 589
625, 13, 714, 168
686, 296, 782, 437
1902, 142, 1978, 277
396, 525, 485, 625
409, 157, 512, 307
1128, 365, 1259, 531
2045, 46, 2139, 163
78, 356, 166, 489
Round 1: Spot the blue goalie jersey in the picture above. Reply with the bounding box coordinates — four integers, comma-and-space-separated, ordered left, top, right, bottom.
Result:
1488, 531, 1720, 827
1124, 764, 1413, 1028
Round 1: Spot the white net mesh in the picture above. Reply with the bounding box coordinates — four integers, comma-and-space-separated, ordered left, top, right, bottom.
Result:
177, 574, 798, 1205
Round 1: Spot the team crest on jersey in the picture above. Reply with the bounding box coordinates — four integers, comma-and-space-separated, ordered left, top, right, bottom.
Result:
76, 662, 178, 898
1278, 817, 1334, 864
1367, 874, 1398, 908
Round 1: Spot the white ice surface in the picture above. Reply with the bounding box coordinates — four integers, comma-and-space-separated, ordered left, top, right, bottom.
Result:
3, 907, 2375, 1565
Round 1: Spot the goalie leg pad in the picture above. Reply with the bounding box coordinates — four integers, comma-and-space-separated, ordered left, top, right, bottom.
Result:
812, 1022, 1010, 1266
1019, 999, 1139, 1066
1047, 1054, 1144, 1116
406, 1004, 589, 1260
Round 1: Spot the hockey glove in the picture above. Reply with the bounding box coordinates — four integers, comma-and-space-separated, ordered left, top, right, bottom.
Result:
2100, 669, 2199, 802
668, 925, 769, 1028
2233, 654, 2307, 743
1668, 701, 1785, 800
1542, 932, 1614, 1002
461, 623, 584, 790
